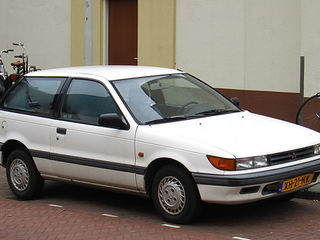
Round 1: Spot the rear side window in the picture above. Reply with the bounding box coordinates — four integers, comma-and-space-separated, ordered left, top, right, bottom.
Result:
61, 79, 121, 125
3, 77, 65, 115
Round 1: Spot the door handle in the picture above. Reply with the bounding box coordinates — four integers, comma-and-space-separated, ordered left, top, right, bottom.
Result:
56, 128, 67, 135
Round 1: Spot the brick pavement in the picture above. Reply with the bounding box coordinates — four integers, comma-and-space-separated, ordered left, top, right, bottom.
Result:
0, 197, 230, 240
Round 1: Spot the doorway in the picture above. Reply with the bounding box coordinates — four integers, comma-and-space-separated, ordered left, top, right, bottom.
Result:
108, 0, 138, 65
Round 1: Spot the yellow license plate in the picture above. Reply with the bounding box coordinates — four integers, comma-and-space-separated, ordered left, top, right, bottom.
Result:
279, 173, 314, 193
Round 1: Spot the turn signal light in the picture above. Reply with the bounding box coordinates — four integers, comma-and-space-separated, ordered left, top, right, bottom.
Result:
207, 156, 236, 171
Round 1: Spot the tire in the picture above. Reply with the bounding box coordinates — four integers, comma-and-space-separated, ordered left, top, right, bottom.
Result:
6, 150, 44, 200
296, 93, 320, 132
152, 165, 201, 224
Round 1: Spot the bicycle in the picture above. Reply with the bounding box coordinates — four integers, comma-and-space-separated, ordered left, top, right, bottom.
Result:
11, 42, 28, 76
0, 48, 14, 92
296, 92, 320, 132
5, 42, 39, 90
0, 48, 14, 79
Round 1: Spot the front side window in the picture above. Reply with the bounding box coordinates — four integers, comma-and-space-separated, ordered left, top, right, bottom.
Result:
3, 77, 65, 115
61, 79, 120, 125
113, 74, 240, 124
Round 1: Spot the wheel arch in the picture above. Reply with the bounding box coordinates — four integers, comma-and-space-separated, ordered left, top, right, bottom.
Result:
144, 158, 196, 197
1, 140, 31, 167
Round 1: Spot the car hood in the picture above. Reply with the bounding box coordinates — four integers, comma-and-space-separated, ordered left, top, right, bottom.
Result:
136, 111, 320, 158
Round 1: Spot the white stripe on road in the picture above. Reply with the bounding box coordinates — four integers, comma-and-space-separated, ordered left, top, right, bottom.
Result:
233, 237, 251, 240
161, 223, 181, 229
48, 204, 63, 208
102, 213, 119, 218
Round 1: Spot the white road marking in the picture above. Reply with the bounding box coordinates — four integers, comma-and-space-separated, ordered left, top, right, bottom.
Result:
232, 237, 251, 240
102, 213, 119, 218
161, 223, 181, 229
48, 204, 63, 208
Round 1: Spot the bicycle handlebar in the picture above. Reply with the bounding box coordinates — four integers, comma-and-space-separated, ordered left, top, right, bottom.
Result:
0, 49, 14, 54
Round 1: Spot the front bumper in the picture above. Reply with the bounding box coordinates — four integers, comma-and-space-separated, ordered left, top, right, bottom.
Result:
192, 157, 320, 204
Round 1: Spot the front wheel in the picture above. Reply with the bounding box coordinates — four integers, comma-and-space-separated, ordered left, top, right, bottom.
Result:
152, 165, 201, 224
6, 150, 44, 200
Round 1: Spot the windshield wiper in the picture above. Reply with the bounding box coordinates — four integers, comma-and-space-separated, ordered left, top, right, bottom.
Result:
145, 116, 188, 125
145, 110, 239, 124
190, 109, 240, 117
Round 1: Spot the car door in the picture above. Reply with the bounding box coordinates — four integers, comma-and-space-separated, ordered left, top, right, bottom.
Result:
0, 77, 66, 175
50, 78, 137, 190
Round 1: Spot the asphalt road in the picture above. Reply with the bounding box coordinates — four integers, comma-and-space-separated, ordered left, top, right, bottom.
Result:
1, 166, 320, 239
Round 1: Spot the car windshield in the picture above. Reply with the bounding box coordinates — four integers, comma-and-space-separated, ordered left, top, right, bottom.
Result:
112, 73, 240, 124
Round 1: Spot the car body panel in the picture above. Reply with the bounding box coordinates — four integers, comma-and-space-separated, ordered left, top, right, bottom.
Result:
26, 65, 182, 81
49, 119, 138, 190
136, 111, 320, 159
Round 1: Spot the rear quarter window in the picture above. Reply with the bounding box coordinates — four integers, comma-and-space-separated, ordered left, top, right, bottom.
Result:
3, 77, 65, 116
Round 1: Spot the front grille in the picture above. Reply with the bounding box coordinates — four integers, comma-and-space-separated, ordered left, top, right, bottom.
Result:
269, 146, 315, 165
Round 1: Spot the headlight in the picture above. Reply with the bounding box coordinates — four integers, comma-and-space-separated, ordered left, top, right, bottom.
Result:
314, 144, 320, 155
235, 157, 253, 170
236, 155, 269, 170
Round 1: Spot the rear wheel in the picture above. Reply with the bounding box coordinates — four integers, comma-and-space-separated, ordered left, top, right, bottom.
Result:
296, 93, 320, 132
6, 150, 44, 200
152, 165, 200, 224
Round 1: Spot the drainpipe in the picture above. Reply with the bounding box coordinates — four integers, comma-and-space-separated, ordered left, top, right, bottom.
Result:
84, 0, 93, 65
300, 56, 305, 107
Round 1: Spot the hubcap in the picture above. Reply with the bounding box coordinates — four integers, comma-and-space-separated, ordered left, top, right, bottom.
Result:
158, 176, 186, 215
10, 159, 29, 191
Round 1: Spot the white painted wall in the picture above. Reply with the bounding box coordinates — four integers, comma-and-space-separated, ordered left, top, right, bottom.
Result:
176, 0, 307, 94
301, 0, 320, 97
245, 0, 300, 93
176, 0, 245, 90
0, 0, 71, 75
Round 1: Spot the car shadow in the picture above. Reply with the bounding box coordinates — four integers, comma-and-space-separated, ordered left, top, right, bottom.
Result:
39, 180, 158, 222
194, 197, 302, 227
38, 180, 303, 227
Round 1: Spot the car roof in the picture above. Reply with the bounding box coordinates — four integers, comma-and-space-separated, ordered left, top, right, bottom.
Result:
26, 65, 183, 81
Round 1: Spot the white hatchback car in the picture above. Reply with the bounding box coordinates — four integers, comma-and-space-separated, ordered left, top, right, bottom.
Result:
1, 66, 320, 223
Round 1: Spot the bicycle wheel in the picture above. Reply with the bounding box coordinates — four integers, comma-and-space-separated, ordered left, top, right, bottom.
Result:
296, 93, 320, 132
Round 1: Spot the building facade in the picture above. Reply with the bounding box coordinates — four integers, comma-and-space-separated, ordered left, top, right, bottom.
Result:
1, 0, 320, 122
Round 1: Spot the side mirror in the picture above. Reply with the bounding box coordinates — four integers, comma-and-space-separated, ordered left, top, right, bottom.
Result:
230, 97, 240, 107
98, 113, 129, 130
